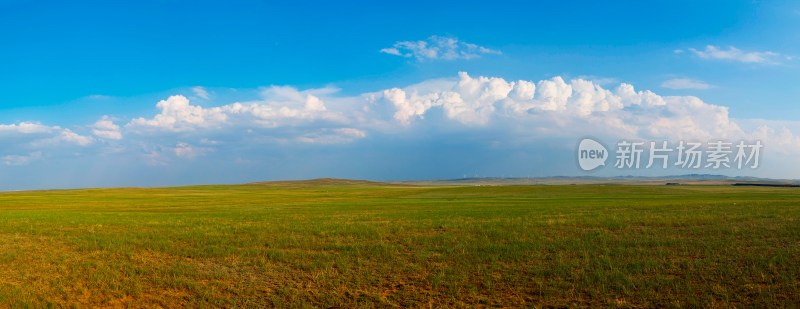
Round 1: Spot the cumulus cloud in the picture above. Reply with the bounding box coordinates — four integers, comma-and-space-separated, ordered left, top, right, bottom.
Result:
661, 78, 713, 90
92, 116, 122, 140
382, 72, 627, 125
369, 73, 800, 175
380, 36, 501, 61
127, 92, 334, 133
373, 72, 799, 150
615, 83, 666, 107
126, 88, 361, 148
684, 45, 785, 64
128, 95, 228, 132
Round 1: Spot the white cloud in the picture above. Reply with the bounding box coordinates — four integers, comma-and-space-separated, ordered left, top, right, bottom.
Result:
0, 122, 93, 146
383, 72, 627, 125
361, 73, 800, 178
224, 86, 347, 127
192, 86, 210, 99
687, 45, 784, 64
126, 89, 358, 146
127, 95, 229, 132
615, 83, 666, 107
2, 151, 42, 166
372, 72, 799, 149
380, 47, 402, 56
534, 76, 573, 112
58, 130, 94, 146
661, 78, 713, 90
575, 76, 619, 86
383, 72, 515, 125
380, 36, 501, 61
0, 122, 54, 134
92, 116, 123, 140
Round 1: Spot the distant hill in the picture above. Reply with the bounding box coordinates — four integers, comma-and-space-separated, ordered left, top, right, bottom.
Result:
397, 175, 800, 186
250, 178, 385, 187
246, 175, 800, 187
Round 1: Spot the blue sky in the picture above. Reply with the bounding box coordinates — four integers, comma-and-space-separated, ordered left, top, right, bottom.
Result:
1, 0, 799, 189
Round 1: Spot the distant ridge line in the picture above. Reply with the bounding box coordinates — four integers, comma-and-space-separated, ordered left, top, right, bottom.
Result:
732, 183, 800, 188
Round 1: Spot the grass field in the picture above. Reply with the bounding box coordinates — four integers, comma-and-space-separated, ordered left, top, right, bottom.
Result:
0, 180, 798, 307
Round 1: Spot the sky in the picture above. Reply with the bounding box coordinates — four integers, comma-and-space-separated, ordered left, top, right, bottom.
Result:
1, 0, 799, 189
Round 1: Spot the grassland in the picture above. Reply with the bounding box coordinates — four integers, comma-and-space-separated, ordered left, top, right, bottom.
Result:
0, 180, 798, 307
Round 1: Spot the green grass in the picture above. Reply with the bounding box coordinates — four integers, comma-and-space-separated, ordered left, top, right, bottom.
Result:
0, 181, 798, 307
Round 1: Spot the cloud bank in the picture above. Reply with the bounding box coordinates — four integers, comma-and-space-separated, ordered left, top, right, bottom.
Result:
0, 72, 798, 188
